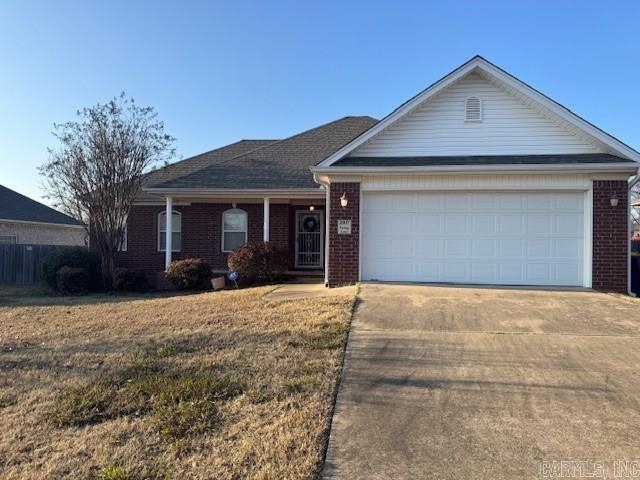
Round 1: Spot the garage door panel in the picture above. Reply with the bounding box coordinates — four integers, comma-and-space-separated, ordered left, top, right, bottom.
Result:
361, 191, 585, 286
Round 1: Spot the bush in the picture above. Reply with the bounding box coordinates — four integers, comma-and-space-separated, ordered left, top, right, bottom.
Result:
113, 268, 149, 292
227, 241, 288, 285
55, 266, 89, 295
42, 247, 102, 291
165, 258, 212, 290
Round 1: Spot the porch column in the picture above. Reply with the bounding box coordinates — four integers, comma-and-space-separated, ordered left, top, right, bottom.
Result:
263, 197, 270, 242
165, 196, 173, 268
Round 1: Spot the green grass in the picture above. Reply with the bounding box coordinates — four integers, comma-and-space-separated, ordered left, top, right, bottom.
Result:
52, 365, 241, 439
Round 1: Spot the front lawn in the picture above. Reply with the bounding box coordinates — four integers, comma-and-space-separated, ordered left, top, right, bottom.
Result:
0, 286, 354, 479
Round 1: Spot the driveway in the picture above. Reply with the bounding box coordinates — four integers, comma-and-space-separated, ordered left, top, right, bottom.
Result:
323, 284, 640, 480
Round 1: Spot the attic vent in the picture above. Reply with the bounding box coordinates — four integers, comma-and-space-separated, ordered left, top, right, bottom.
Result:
465, 96, 482, 121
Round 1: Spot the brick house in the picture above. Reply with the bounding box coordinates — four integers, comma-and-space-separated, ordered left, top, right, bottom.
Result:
117, 56, 639, 292
0, 184, 85, 246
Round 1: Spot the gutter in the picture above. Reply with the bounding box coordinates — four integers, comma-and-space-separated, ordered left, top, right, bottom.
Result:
311, 162, 639, 175
313, 173, 331, 287
142, 187, 325, 199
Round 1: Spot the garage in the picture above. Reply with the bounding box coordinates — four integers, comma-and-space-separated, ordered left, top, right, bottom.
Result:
360, 191, 586, 286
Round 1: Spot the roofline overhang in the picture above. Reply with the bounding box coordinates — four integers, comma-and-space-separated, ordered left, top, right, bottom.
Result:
0, 218, 86, 228
142, 187, 326, 199
311, 162, 638, 176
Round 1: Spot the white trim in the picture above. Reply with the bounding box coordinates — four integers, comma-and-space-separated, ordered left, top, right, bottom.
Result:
143, 188, 325, 199
294, 209, 324, 269
316, 56, 640, 168
222, 208, 248, 253
0, 218, 85, 229
583, 186, 593, 288
313, 163, 638, 175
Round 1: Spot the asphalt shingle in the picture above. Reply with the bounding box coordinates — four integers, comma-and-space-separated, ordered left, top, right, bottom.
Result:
0, 184, 83, 226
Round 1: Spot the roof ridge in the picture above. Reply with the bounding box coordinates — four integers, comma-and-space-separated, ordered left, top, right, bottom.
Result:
0, 184, 83, 225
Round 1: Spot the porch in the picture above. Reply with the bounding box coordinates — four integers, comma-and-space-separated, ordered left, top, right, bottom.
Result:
115, 191, 327, 287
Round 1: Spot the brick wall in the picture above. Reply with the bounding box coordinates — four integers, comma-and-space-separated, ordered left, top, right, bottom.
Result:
328, 182, 360, 287
592, 180, 628, 292
0, 221, 86, 246
115, 202, 290, 286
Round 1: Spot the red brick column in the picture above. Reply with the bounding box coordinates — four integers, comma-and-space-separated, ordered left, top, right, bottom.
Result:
328, 182, 360, 287
592, 180, 628, 292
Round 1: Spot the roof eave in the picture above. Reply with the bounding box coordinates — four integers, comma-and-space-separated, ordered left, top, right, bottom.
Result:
311, 162, 639, 175
142, 187, 325, 199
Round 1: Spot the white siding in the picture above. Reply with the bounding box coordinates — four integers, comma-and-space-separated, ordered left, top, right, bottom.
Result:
351, 72, 603, 157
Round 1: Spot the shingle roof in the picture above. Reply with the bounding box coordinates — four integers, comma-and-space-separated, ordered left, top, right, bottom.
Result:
0, 185, 84, 226
144, 116, 378, 192
333, 154, 635, 167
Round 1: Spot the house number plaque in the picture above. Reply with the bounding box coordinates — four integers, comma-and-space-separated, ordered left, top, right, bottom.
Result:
337, 219, 352, 235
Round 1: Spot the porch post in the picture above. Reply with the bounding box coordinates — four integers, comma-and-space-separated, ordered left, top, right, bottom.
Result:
165, 196, 173, 268
263, 197, 270, 242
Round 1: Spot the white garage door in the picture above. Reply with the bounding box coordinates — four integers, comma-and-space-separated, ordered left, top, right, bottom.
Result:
361, 191, 585, 286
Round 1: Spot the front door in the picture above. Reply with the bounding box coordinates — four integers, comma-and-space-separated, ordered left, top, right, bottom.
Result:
295, 210, 323, 269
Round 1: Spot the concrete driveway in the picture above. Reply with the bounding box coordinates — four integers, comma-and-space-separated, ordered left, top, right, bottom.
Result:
323, 284, 640, 480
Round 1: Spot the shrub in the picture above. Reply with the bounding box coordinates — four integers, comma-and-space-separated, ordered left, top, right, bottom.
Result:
227, 241, 288, 285
55, 266, 89, 295
113, 268, 149, 292
42, 247, 102, 291
165, 258, 212, 290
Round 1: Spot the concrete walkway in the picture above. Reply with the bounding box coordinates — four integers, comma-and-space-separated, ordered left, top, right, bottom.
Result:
323, 283, 640, 479
264, 283, 355, 301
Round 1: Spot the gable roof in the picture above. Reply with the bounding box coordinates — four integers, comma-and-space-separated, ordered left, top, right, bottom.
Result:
315, 56, 640, 169
143, 116, 377, 194
0, 185, 84, 226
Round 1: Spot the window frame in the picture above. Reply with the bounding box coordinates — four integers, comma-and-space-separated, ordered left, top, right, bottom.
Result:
464, 96, 482, 122
221, 208, 248, 253
157, 210, 182, 252
0, 234, 17, 245
117, 218, 128, 252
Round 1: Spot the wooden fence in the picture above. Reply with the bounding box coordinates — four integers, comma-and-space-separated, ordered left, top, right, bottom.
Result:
0, 244, 75, 285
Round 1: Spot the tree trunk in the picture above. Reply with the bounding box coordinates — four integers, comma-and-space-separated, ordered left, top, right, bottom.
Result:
100, 249, 115, 291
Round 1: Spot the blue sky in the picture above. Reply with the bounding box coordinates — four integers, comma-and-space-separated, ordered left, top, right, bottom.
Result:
1, 0, 639, 204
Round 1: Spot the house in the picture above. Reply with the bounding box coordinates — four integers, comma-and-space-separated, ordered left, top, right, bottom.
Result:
0, 184, 85, 246
117, 56, 639, 292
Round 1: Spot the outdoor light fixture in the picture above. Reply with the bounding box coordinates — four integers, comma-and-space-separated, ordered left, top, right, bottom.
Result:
610, 196, 619, 207
340, 192, 348, 208
309, 205, 315, 212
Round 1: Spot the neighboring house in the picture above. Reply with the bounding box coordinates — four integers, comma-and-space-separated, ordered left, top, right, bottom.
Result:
117, 56, 639, 292
0, 184, 85, 246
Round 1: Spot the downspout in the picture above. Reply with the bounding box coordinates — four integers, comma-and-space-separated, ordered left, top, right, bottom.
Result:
313, 173, 330, 287
628, 166, 640, 296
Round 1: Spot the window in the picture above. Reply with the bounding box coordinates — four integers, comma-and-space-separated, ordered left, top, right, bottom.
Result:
465, 96, 482, 121
0, 234, 17, 244
117, 219, 127, 252
118, 223, 129, 252
158, 210, 181, 251
222, 208, 247, 252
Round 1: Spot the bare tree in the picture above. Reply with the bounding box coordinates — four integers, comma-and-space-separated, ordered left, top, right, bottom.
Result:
40, 93, 175, 288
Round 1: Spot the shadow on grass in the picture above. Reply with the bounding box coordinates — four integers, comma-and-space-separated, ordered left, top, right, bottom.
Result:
0, 284, 215, 308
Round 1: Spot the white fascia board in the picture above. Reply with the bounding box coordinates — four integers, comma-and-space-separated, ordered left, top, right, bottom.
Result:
142, 188, 325, 199
316, 56, 640, 167
0, 218, 86, 229
312, 162, 638, 176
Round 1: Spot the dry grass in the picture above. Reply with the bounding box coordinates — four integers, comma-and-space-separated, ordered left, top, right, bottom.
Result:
0, 286, 355, 479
